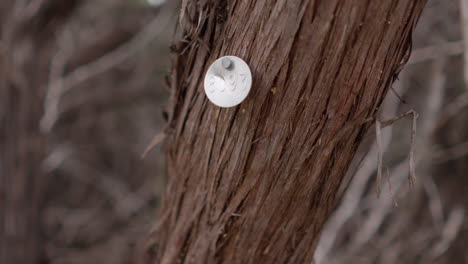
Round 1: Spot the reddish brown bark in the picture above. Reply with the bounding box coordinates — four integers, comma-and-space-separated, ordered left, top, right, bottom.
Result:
148, 0, 427, 263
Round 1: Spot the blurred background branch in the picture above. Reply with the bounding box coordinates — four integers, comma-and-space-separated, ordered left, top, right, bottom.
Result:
2, 0, 175, 263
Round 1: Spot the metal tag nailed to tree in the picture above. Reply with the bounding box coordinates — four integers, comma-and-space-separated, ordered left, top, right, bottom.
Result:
204, 56, 252, 108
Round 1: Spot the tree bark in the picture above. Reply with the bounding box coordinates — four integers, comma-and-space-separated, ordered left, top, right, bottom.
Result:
148, 0, 427, 263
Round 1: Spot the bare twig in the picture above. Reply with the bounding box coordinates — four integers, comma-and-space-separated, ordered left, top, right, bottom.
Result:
385, 167, 398, 207
422, 176, 444, 228
314, 82, 404, 263
61, 158, 151, 219
375, 120, 383, 197
436, 92, 468, 129
409, 40, 462, 64
55, 4, 174, 93
433, 140, 468, 163
40, 2, 177, 132
141, 132, 166, 158
41, 143, 73, 173
355, 58, 447, 249
378, 109, 419, 188
430, 207, 465, 258
329, 57, 447, 258
352, 157, 410, 248
379, 109, 418, 129
24, 0, 47, 18
40, 27, 74, 133
409, 110, 417, 187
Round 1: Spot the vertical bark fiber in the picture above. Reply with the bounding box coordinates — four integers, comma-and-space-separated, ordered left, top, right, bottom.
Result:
150, 0, 427, 263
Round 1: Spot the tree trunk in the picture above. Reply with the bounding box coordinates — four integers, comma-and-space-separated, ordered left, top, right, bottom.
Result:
148, 0, 427, 263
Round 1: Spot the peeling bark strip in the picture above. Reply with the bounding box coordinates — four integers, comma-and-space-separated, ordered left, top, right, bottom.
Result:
150, 0, 426, 263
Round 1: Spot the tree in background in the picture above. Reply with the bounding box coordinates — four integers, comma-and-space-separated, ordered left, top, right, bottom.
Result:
1, 1, 169, 263
1, 1, 79, 262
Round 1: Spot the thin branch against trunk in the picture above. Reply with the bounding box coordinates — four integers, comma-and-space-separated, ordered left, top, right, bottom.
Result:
146, 1, 427, 263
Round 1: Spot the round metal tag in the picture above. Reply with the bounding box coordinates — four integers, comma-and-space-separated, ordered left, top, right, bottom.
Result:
204, 56, 252, 108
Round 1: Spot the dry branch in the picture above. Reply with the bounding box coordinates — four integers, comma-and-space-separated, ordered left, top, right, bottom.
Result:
40, 2, 177, 132
0, 1, 79, 263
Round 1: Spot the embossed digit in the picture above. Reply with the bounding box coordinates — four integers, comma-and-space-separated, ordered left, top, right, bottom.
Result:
229, 74, 236, 91
240, 73, 246, 82
209, 77, 216, 93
